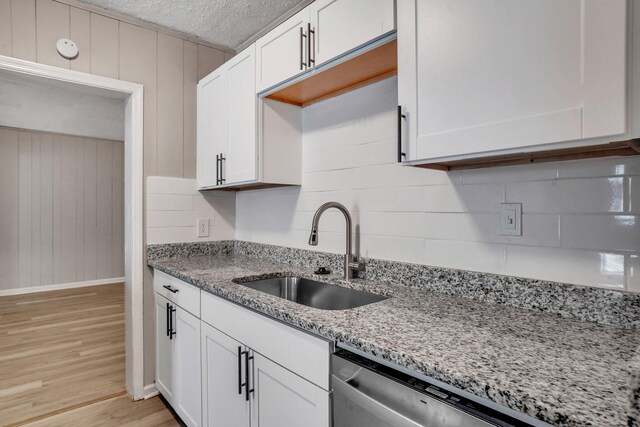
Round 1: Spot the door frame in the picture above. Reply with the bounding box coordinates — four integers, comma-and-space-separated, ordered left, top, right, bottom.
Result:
0, 55, 146, 399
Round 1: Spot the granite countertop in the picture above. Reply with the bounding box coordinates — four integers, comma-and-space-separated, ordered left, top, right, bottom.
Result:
148, 254, 640, 427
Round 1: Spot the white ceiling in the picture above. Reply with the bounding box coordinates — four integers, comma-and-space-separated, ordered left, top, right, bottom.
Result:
79, 0, 307, 50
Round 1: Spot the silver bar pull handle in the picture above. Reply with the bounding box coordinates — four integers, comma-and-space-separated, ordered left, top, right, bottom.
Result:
307, 23, 315, 67
300, 27, 307, 70
398, 105, 406, 162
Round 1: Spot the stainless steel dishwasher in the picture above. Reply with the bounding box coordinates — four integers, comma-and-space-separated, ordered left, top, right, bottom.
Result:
332, 349, 533, 427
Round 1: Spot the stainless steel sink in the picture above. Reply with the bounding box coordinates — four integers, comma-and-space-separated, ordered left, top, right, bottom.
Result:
237, 277, 388, 310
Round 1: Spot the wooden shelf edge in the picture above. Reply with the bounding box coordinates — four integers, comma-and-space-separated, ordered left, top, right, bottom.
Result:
412, 139, 640, 171
202, 183, 299, 192
265, 39, 398, 108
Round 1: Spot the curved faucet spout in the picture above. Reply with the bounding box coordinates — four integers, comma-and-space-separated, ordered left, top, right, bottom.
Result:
309, 202, 361, 279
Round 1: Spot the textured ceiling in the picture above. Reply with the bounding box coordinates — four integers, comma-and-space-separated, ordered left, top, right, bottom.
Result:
79, 0, 307, 50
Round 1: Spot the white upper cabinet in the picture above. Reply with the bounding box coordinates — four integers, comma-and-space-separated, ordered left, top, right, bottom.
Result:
197, 67, 227, 189
398, 0, 629, 162
225, 48, 257, 185
256, 9, 310, 92
309, 0, 395, 65
198, 43, 302, 191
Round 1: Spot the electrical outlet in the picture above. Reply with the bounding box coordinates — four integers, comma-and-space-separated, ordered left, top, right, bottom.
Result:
500, 203, 522, 236
197, 218, 209, 238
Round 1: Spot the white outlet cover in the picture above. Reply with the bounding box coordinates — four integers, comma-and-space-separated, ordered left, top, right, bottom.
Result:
56, 38, 79, 60
501, 203, 522, 236
197, 218, 209, 238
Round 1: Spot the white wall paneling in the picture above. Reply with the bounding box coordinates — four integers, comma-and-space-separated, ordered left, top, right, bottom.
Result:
0, 127, 124, 291
146, 176, 235, 244
236, 77, 640, 292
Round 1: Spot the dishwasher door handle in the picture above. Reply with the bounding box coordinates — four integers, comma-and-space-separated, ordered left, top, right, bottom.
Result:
332, 374, 423, 427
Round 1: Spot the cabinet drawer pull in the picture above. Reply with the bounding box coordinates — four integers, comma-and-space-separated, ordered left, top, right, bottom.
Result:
165, 302, 170, 337
219, 153, 226, 184
245, 351, 255, 401
237, 346, 243, 395
168, 305, 176, 339
397, 105, 406, 163
216, 154, 220, 185
300, 27, 307, 70
162, 285, 179, 294
239, 348, 249, 395
307, 23, 315, 67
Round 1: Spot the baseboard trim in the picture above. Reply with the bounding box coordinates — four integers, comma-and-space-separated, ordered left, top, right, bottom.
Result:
143, 383, 159, 400
0, 278, 125, 297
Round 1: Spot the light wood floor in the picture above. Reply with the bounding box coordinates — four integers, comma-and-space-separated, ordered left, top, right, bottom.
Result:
0, 283, 181, 426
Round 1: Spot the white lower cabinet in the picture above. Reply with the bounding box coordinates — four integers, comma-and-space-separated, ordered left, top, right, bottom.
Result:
251, 352, 330, 427
200, 292, 331, 427
201, 322, 251, 427
174, 307, 202, 427
155, 271, 330, 427
155, 294, 175, 402
154, 273, 202, 427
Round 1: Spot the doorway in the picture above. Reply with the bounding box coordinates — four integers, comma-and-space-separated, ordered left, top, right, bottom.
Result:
0, 56, 145, 406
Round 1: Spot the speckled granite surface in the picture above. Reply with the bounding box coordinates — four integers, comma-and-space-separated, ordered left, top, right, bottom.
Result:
148, 241, 640, 329
631, 351, 640, 427
148, 253, 640, 427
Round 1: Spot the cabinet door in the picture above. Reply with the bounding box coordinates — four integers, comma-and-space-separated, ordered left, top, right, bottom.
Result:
197, 67, 227, 189
155, 294, 175, 403
251, 351, 330, 427
256, 9, 309, 92
201, 322, 251, 427
310, 0, 395, 65
174, 307, 202, 427
225, 45, 257, 185
398, 0, 627, 161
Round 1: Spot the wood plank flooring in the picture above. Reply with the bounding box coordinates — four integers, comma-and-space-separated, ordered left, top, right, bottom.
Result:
0, 283, 181, 426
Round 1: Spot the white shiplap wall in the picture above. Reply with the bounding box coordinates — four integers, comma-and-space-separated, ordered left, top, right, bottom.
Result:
0, 126, 124, 292
146, 177, 235, 244
236, 77, 640, 293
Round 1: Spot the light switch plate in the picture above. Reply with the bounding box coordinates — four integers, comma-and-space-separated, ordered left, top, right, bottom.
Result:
197, 218, 209, 238
501, 203, 522, 236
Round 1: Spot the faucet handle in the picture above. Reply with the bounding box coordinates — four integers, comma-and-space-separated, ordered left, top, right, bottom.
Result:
314, 266, 331, 275
347, 260, 364, 271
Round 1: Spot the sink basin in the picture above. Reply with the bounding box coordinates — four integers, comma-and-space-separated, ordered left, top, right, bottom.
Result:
237, 277, 388, 310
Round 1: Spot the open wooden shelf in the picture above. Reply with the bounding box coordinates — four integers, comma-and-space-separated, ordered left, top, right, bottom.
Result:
414, 139, 640, 171
265, 39, 397, 108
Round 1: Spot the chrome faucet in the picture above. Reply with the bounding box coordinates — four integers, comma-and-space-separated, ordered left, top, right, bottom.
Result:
308, 202, 363, 280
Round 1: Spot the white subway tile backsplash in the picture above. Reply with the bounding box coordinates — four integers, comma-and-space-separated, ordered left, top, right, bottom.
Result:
560, 215, 639, 252
360, 235, 425, 264
355, 187, 427, 212
629, 176, 640, 213
423, 183, 504, 213
461, 162, 559, 185
147, 176, 197, 195
146, 210, 171, 228
557, 157, 640, 179
505, 246, 626, 289
146, 177, 235, 245
147, 194, 194, 211
506, 178, 624, 213
627, 255, 640, 293
423, 240, 506, 274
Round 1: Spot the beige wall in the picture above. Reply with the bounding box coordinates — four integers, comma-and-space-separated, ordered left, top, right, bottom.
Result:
0, 0, 232, 385
0, 127, 124, 292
